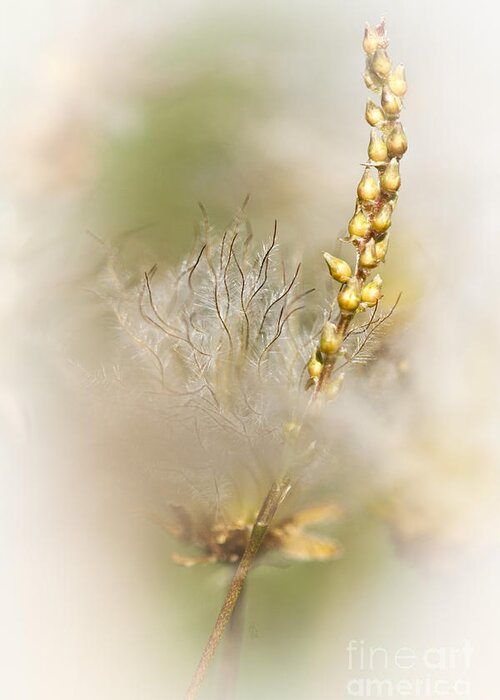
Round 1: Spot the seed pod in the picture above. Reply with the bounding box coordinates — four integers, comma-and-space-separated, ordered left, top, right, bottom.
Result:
348, 207, 370, 238
371, 48, 391, 78
388, 64, 407, 97
323, 253, 352, 283
365, 99, 385, 127
368, 129, 388, 162
363, 68, 381, 92
372, 202, 392, 233
337, 278, 361, 312
361, 274, 383, 306
363, 24, 379, 54
319, 322, 343, 355
359, 238, 378, 268
380, 158, 401, 192
307, 349, 323, 379
375, 234, 390, 262
381, 86, 402, 116
357, 168, 380, 202
386, 122, 408, 157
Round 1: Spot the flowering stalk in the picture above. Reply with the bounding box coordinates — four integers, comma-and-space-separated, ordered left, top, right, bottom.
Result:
186, 17, 408, 698
309, 18, 408, 397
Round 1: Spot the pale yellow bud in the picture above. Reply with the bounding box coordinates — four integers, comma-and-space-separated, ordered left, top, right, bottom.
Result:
375, 234, 390, 262
386, 122, 408, 158
323, 253, 352, 284
381, 86, 402, 116
373, 18, 388, 48
388, 64, 407, 97
357, 168, 380, 202
359, 238, 378, 269
372, 202, 392, 233
363, 69, 381, 92
372, 48, 391, 78
284, 421, 301, 438
348, 207, 370, 238
363, 25, 379, 54
319, 322, 343, 355
368, 129, 388, 162
337, 278, 361, 312
324, 373, 345, 401
307, 350, 323, 379
380, 158, 401, 192
365, 99, 385, 127
361, 274, 383, 306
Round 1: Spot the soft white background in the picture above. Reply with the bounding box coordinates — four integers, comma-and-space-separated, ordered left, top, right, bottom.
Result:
2, 2, 499, 698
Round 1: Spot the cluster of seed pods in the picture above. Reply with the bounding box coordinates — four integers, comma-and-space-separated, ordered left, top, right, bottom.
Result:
308, 19, 408, 395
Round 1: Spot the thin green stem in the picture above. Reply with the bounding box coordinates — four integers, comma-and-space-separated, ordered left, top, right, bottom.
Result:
186, 478, 290, 700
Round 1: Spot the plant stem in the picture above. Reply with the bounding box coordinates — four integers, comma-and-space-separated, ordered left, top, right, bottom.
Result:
219, 580, 246, 700
187, 478, 290, 700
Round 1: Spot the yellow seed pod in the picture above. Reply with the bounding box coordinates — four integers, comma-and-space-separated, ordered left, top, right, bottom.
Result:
386, 122, 408, 157
388, 64, 407, 97
363, 24, 379, 54
319, 322, 343, 355
337, 278, 361, 312
372, 202, 392, 233
359, 238, 378, 268
381, 86, 402, 116
361, 274, 383, 306
375, 234, 390, 262
365, 99, 385, 127
380, 158, 401, 192
357, 168, 380, 203
323, 253, 352, 284
368, 129, 388, 162
371, 48, 391, 78
348, 207, 370, 238
307, 350, 323, 379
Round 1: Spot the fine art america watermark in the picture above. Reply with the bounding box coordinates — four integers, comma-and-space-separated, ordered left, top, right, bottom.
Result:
346, 640, 472, 697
